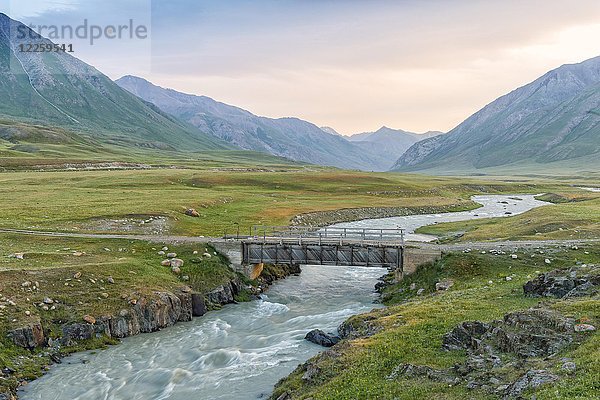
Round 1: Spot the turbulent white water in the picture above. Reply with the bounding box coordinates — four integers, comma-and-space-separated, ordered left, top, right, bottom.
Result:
21, 194, 550, 399
20, 266, 385, 400
331, 194, 549, 241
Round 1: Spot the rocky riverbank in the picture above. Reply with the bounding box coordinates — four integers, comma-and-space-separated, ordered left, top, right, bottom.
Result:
271, 250, 599, 400
0, 239, 300, 400
290, 202, 478, 227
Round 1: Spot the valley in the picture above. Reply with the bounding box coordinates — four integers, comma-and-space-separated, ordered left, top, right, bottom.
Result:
0, 4, 598, 400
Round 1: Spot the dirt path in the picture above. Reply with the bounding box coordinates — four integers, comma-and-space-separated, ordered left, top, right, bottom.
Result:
1, 228, 597, 250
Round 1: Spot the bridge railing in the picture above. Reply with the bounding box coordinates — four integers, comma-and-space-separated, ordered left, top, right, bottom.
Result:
248, 225, 405, 245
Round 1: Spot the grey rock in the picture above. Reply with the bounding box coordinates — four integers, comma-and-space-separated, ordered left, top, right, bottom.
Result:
191, 294, 207, 317
386, 363, 460, 385
170, 258, 184, 268
504, 370, 558, 398
206, 283, 235, 305
7, 322, 45, 349
442, 321, 491, 351
561, 362, 576, 374
435, 279, 454, 291
305, 329, 340, 347
302, 363, 320, 382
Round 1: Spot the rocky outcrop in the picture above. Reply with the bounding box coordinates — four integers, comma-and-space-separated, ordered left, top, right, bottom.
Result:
305, 329, 340, 347
384, 308, 580, 398
338, 315, 382, 340
523, 265, 599, 299
9, 278, 244, 350
505, 370, 559, 399
7, 321, 45, 349
206, 278, 243, 307
443, 308, 574, 358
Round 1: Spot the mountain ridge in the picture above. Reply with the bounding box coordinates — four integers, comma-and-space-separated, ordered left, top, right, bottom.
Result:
116, 75, 393, 170
391, 55, 600, 173
0, 13, 230, 152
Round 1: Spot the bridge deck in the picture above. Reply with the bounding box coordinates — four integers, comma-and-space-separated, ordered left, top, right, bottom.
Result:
241, 239, 403, 269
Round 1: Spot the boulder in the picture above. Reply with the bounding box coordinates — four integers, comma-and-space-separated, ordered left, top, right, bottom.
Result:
305, 329, 340, 347
442, 321, 491, 351
191, 294, 207, 317
184, 208, 200, 217
7, 322, 45, 349
206, 283, 235, 305
170, 258, 184, 268
176, 292, 193, 322
443, 308, 574, 358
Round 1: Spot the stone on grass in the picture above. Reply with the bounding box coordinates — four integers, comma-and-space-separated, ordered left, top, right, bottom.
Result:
170, 258, 184, 268
82, 315, 96, 324
435, 279, 454, 291
184, 208, 200, 217
574, 323, 596, 332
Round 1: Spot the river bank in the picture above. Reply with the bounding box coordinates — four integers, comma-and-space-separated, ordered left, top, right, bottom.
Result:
269, 244, 599, 400
0, 236, 300, 400
19, 265, 386, 400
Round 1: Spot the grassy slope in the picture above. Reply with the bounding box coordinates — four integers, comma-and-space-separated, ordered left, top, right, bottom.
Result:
271, 247, 600, 400
0, 169, 570, 237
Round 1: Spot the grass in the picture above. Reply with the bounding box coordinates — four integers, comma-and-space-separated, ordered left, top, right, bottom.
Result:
0, 168, 579, 238
0, 232, 240, 395
271, 245, 600, 399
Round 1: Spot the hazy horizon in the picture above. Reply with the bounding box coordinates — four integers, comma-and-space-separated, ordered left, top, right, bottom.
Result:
2, 0, 600, 135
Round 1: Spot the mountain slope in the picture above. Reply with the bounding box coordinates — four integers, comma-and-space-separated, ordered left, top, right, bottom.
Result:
116, 75, 391, 170
348, 127, 443, 169
0, 13, 229, 151
392, 56, 600, 173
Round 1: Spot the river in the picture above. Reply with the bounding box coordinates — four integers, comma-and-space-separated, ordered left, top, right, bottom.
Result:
331, 194, 549, 241
20, 194, 549, 400
20, 265, 386, 400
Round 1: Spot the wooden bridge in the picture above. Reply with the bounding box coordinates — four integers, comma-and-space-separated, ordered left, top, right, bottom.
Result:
240, 226, 405, 270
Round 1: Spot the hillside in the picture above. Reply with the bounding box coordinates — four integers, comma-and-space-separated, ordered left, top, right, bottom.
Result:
116, 75, 391, 170
391, 56, 600, 174
0, 13, 229, 152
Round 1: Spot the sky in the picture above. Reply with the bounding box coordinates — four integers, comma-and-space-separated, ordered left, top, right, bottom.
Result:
2, 0, 600, 135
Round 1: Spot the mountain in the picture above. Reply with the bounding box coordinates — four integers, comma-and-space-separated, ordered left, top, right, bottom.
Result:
320, 126, 343, 136
116, 75, 391, 170
348, 127, 443, 169
392, 56, 600, 174
0, 13, 229, 151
